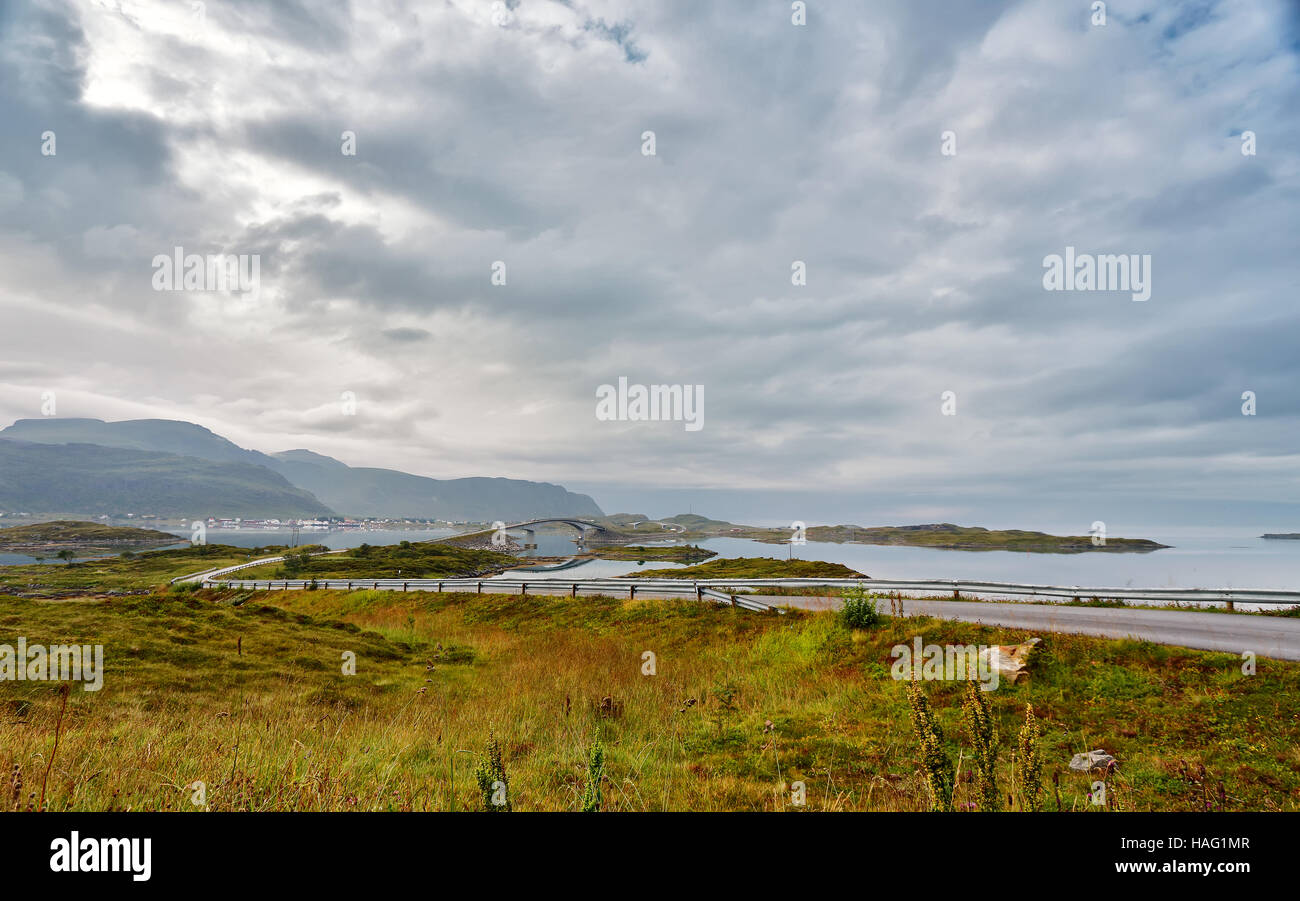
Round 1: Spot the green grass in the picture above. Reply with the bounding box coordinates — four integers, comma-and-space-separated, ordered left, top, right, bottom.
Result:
2, 586, 1298, 811
0, 543, 324, 593
235, 541, 516, 581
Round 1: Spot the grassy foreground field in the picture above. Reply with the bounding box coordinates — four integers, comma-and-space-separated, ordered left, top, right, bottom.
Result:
2, 585, 1297, 812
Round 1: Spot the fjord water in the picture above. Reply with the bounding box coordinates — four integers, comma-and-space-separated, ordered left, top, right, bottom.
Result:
4, 527, 1300, 590
509, 533, 1300, 588
0, 528, 458, 566
695, 535, 1300, 589
172, 528, 459, 550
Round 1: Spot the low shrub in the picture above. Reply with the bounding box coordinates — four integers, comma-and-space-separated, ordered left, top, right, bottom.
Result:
839, 585, 882, 629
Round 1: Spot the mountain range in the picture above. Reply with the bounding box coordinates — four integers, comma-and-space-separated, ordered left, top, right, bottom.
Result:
0, 418, 603, 521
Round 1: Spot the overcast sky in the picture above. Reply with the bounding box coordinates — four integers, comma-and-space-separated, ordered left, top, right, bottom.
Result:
1, 0, 1297, 530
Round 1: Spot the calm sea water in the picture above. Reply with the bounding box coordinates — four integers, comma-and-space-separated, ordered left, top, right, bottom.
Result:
0, 528, 457, 566
186, 528, 459, 550
693, 535, 1300, 589
500, 533, 1300, 588
4, 527, 1299, 590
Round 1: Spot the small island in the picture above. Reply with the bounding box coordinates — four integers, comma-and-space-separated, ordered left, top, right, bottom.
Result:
588, 544, 715, 564
627, 557, 866, 580
792, 523, 1170, 553
0, 520, 180, 553
1261, 533, 1300, 540
592, 514, 1170, 554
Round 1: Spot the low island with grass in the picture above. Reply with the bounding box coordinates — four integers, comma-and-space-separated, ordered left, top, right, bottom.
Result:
783, 523, 1169, 553
590, 514, 1169, 553
0, 519, 180, 551
587, 544, 716, 564
628, 556, 865, 580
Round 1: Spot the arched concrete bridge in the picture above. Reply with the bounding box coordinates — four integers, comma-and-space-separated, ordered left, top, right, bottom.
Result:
502, 518, 608, 535
431, 518, 608, 545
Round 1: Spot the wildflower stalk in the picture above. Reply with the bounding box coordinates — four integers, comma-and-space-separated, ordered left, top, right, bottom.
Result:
579, 733, 605, 812
473, 732, 511, 812
905, 681, 954, 811
961, 677, 1000, 811
1017, 704, 1044, 812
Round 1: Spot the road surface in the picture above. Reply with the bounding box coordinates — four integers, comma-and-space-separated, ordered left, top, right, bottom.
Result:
763, 594, 1300, 661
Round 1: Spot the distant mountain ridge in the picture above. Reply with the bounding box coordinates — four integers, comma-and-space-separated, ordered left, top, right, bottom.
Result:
265, 449, 603, 520
0, 418, 603, 521
0, 437, 333, 518
2, 418, 269, 466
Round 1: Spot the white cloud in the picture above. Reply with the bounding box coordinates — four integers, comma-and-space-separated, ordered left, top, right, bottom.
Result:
1, 0, 1297, 521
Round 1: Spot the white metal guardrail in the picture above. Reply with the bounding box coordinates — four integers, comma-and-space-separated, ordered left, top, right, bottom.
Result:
201, 575, 1300, 607
208, 576, 786, 612
170, 549, 342, 584
171, 557, 288, 584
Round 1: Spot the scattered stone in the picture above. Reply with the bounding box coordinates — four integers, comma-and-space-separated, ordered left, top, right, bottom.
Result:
1069, 749, 1118, 773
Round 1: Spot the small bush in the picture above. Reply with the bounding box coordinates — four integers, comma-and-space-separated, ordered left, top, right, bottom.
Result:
838, 585, 882, 629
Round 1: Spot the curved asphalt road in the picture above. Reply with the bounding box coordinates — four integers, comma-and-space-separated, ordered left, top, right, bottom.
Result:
764, 594, 1300, 661
185, 555, 1300, 661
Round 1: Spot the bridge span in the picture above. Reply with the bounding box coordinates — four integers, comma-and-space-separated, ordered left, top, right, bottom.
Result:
428, 518, 609, 547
